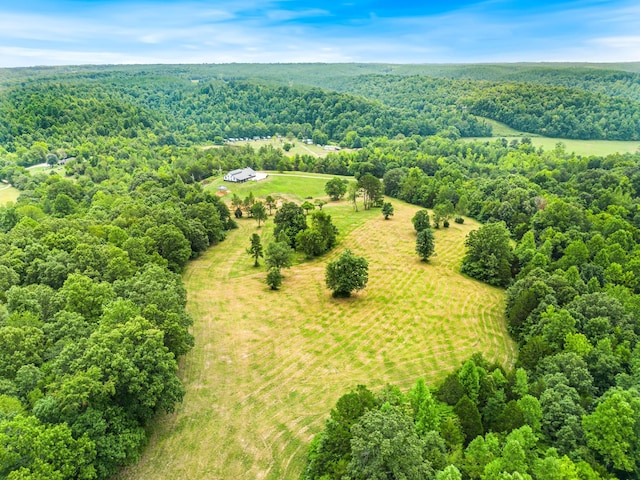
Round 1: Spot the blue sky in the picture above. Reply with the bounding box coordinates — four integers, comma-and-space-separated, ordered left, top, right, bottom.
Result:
0, 0, 638, 67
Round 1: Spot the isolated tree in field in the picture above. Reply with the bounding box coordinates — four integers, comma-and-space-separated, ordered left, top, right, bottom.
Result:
273, 201, 307, 247
250, 201, 267, 227
266, 267, 283, 290
301, 200, 315, 215
247, 233, 263, 267
325, 177, 348, 200
382, 202, 394, 220
265, 240, 293, 270
265, 195, 277, 215
416, 228, 435, 262
461, 222, 514, 287
325, 249, 368, 298
314, 199, 327, 210
412, 210, 431, 232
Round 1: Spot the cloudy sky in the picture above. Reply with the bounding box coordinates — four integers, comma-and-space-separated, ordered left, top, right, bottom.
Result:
1, 0, 639, 67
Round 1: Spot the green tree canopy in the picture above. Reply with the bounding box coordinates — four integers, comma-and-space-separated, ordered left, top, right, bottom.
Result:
382, 202, 394, 219
325, 249, 369, 298
347, 404, 433, 480
461, 222, 513, 287
250, 201, 267, 227
416, 228, 436, 262
273, 202, 307, 248
265, 240, 293, 270
247, 233, 263, 267
325, 177, 348, 201
412, 209, 431, 232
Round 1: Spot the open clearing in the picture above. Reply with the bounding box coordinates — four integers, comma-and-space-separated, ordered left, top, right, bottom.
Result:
469, 118, 640, 156
0, 185, 19, 205
118, 178, 516, 480
229, 137, 349, 158
204, 171, 353, 203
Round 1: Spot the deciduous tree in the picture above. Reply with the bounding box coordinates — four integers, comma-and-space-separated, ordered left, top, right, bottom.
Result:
273, 201, 307, 248
358, 174, 382, 210
325, 177, 348, 201
416, 228, 435, 262
347, 404, 433, 480
266, 267, 283, 290
247, 233, 263, 267
265, 240, 293, 270
461, 222, 513, 287
325, 249, 368, 298
382, 202, 394, 219
250, 201, 267, 227
412, 210, 431, 232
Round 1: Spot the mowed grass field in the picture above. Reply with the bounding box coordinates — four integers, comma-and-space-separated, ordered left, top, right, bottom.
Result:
205, 171, 354, 203
0, 185, 19, 205
229, 137, 347, 158
118, 176, 516, 480
469, 118, 640, 156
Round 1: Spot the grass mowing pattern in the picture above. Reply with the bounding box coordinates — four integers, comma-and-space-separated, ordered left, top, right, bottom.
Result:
0, 185, 19, 205
117, 192, 516, 480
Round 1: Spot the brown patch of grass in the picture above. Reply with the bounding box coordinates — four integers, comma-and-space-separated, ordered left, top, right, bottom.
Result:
117, 200, 516, 480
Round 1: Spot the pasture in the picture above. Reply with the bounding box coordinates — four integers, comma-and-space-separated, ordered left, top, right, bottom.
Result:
119, 176, 516, 480
230, 137, 348, 158
469, 118, 640, 156
0, 185, 19, 205
205, 171, 353, 203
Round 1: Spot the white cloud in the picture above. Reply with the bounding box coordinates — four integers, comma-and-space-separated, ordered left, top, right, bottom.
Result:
592, 36, 640, 48
266, 8, 330, 22
0, 46, 156, 66
0, 0, 639, 66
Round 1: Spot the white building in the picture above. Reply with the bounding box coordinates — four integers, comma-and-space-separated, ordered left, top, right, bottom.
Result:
224, 167, 256, 183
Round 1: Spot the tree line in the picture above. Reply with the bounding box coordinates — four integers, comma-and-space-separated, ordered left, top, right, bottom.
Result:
302, 131, 640, 477
0, 165, 234, 478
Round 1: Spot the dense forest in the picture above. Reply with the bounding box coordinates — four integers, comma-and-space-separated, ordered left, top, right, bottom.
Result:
2, 63, 640, 151
303, 133, 640, 479
0, 73, 488, 153
2, 63, 640, 478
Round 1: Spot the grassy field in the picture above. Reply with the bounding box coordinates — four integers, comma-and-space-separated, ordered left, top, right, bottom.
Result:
118, 177, 516, 480
469, 136, 640, 156
26, 164, 66, 175
470, 118, 640, 156
204, 171, 353, 203
218, 125, 640, 158
479, 118, 524, 137
0, 185, 19, 205
229, 138, 348, 158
